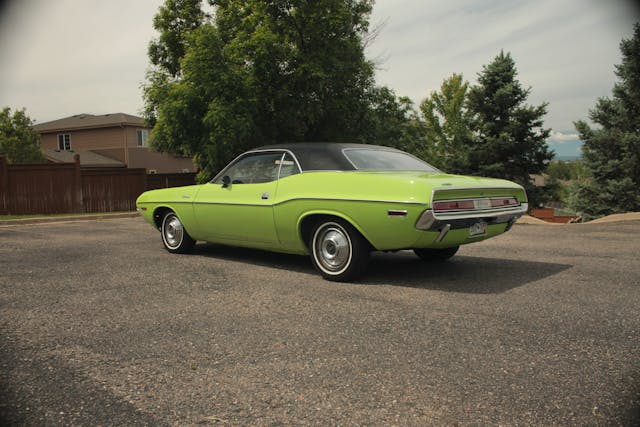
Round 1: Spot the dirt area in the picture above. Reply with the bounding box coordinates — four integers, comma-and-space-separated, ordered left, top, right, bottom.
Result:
518, 212, 640, 225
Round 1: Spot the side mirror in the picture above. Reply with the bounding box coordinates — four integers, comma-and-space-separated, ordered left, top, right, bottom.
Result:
221, 175, 231, 188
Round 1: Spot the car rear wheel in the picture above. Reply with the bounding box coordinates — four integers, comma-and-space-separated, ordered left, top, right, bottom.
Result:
413, 246, 459, 261
310, 219, 369, 282
161, 212, 195, 254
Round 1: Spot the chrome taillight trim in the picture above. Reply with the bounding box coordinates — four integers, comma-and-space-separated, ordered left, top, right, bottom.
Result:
432, 203, 528, 219
430, 186, 529, 204
432, 197, 520, 213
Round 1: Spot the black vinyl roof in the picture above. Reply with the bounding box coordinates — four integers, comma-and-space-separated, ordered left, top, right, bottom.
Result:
256, 142, 401, 171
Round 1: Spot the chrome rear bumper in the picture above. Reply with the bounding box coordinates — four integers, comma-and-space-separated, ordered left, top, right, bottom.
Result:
415, 203, 528, 231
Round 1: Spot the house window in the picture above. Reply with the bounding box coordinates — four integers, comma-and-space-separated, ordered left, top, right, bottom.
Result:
137, 129, 149, 147
57, 134, 71, 151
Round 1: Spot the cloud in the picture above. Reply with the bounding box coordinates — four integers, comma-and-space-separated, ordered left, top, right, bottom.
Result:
1, 0, 639, 129
548, 131, 581, 143
0, 0, 163, 123
546, 130, 583, 159
368, 0, 640, 132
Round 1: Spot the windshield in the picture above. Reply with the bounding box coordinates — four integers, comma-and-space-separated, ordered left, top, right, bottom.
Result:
343, 149, 440, 172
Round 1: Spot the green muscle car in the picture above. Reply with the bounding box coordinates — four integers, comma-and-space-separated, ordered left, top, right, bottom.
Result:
136, 143, 527, 281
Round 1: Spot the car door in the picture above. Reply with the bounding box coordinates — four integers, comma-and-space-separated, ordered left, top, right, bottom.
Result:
193, 151, 285, 245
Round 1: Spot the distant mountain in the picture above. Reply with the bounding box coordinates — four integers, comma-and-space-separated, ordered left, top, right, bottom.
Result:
554, 154, 582, 161
546, 137, 583, 160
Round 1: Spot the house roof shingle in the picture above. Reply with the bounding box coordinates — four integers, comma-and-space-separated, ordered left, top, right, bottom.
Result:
33, 113, 146, 133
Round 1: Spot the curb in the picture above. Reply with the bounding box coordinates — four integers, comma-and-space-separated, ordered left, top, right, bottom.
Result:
516, 212, 640, 225
0, 212, 140, 227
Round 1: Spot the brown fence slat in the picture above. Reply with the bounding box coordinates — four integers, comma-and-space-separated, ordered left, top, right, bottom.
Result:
2, 161, 78, 215
0, 156, 8, 215
82, 168, 147, 213
146, 172, 196, 190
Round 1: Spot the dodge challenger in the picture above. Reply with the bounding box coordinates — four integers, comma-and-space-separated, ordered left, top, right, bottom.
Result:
136, 143, 527, 281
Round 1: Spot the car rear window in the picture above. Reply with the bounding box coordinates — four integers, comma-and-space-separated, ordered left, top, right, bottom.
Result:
343, 149, 439, 172
294, 146, 355, 171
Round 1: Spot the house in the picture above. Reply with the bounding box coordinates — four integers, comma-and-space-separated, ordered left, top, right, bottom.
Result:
33, 113, 196, 173
529, 173, 548, 187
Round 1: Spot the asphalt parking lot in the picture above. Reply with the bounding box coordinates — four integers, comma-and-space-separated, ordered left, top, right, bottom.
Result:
1, 217, 639, 426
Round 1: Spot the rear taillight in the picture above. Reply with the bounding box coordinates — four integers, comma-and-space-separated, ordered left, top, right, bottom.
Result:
433, 200, 475, 212
490, 197, 518, 208
432, 197, 519, 212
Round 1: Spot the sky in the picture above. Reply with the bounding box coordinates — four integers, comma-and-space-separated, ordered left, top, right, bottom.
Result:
1, 0, 639, 158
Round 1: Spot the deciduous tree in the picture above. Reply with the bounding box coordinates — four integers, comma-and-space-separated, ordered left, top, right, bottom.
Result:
418, 73, 472, 173
144, 0, 379, 180
361, 86, 424, 153
148, 0, 205, 78
0, 107, 45, 164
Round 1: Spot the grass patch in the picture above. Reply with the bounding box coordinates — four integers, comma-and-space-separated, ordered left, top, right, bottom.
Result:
554, 208, 578, 216
0, 212, 136, 220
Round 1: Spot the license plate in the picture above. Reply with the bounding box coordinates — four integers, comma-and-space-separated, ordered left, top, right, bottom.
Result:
469, 221, 487, 237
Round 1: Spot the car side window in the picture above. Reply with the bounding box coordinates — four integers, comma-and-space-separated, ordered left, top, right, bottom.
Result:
216, 152, 284, 184
277, 153, 300, 179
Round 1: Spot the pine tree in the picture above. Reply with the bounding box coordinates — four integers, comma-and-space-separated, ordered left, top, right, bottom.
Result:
570, 23, 640, 218
467, 51, 553, 195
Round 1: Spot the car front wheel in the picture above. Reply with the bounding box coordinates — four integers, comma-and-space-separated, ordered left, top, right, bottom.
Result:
310, 219, 370, 282
161, 212, 195, 254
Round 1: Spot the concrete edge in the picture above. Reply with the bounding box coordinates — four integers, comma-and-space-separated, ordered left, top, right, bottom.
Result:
516, 212, 640, 226
0, 212, 140, 227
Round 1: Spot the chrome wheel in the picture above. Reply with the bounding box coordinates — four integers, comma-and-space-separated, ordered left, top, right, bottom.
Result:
160, 211, 195, 254
313, 222, 352, 274
163, 215, 184, 249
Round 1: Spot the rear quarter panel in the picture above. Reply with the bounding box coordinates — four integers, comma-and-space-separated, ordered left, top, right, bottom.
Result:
272, 172, 431, 251
272, 171, 525, 252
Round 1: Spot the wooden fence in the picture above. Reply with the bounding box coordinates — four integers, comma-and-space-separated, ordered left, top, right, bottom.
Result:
0, 155, 197, 215
147, 172, 197, 190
